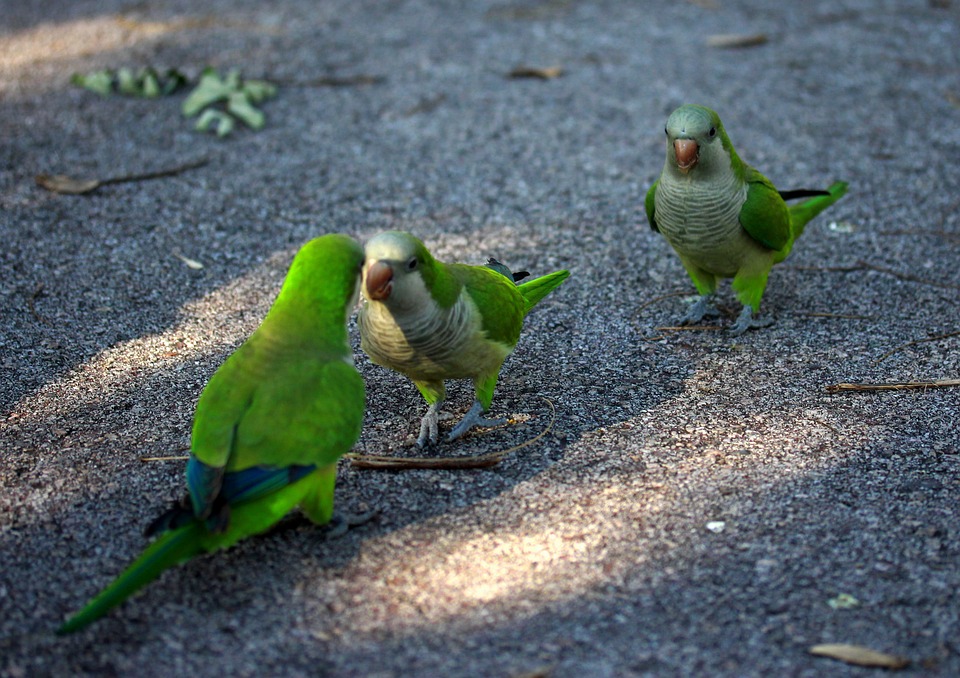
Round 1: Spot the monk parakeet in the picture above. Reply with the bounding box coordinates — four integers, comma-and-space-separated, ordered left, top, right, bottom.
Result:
645, 104, 848, 334
58, 233, 366, 634
357, 231, 569, 446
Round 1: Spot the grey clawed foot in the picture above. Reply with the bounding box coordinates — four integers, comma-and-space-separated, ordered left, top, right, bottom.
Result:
728, 306, 774, 336
680, 294, 721, 325
416, 401, 442, 447
322, 508, 380, 540
446, 400, 507, 442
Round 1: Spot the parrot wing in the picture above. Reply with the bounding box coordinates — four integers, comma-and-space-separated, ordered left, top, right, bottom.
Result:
450, 263, 525, 348
739, 167, 791, 252
645, 179, 660, 232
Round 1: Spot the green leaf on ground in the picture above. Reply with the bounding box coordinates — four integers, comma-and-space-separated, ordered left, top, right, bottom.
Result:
182, 67, 276, 135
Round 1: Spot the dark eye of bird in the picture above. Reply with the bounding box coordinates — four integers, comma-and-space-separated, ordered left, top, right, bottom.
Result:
664, 127, 669, 136
709, 127, 717, 137
406, 257, 418, 271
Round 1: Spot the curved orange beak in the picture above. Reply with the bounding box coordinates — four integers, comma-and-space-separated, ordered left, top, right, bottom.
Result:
365, 260, 394, 301
674, 139, 699, 173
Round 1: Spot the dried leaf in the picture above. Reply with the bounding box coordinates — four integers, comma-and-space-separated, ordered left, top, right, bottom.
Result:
174, 252, 204, 270
809, 644, 909, 669
35, 174, 101, 195
827, 593, 859, 609
828, 220, 857, 233
706, 33, 768, 48
509, 65, 564, 79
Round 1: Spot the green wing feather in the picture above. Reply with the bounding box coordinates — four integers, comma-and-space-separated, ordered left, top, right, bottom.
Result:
450, 263, 526, 347
739, 167, 791, 252
230, 359, 364, 471
645, 179, 660, 232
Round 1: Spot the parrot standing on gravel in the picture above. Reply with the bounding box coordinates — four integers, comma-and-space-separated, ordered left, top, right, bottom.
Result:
58, 234, 366, 634
645, 104, 848, 334
357, 230, 569, 447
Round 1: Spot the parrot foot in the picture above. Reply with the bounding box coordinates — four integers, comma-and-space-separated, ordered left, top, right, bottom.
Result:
729, 306, 774, 336
446, 400, 507, 442
680, 295, 721, 325
417, 401, 443, 447
322, 508, 380, 540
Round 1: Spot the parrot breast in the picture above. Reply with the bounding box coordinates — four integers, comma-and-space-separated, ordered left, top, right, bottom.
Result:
654, 172, 754, 276
359, 290, 509, 381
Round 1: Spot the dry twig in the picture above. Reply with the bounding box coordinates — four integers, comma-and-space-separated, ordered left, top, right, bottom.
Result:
635, 290, 690, 312
655, 325, 725, 332
793, 260, 960, 290
348, 397, 556, 470
277, 75, 386, 87
37, 158, 208, 195
28, 283, 50, 325
798, 311, 875, 320
875, 330, 960, 363
825, 379, 960, 393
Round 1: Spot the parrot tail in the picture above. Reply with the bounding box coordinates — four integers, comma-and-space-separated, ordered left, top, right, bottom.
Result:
57, 524, 204, 635
787, 181, 848, 241
518, 269, 570, 315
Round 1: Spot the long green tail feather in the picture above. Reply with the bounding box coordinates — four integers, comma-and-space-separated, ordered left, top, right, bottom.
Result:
788, 180, 848, 239
57, 524, 204, 634
773, 181, 847, 263
518, 269, 570, 315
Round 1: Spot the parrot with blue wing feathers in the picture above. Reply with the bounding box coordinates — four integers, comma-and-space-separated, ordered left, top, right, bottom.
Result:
58, 234, 366, 634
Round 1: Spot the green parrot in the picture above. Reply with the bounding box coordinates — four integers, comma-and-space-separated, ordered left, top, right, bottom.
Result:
357, 230, 569, 447
645, 104, 848, 334
58, 234, 366, 634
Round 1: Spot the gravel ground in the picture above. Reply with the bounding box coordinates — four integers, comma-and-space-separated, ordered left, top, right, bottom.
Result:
2, 1, 959, 676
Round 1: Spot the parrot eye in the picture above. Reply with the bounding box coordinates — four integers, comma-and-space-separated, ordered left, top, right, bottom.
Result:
406, 256, 418, 271
708, 127, 717, 137
664, 127, 669, 136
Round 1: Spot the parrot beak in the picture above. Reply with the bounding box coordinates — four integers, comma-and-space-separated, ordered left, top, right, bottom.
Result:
674, 139, 699, 173
365, 260, 394, 301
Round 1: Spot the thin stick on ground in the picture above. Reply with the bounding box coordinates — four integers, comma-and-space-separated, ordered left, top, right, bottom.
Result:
879, 229, 960, 243
275, 75, 386, 87
36, 158, 209, 195
792, 260, 960, 290
825, 379, 960, 393
875, 330, 960, 363
634, 290, 690, 313
798, 311, 875, 320
96, 158, 210, 187
655, 325, 725, 332
347, 397, 557, 470
28, 283, 50, 325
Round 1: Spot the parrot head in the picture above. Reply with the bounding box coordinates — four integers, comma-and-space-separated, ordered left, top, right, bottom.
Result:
279, 233, 365, 312
663, 104, 735, 177
362, 231, 444, 314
